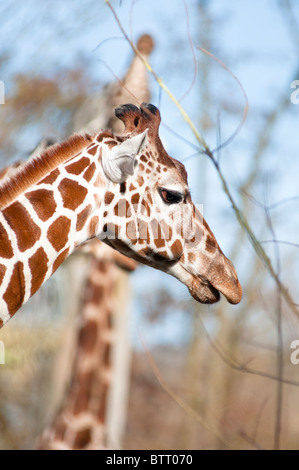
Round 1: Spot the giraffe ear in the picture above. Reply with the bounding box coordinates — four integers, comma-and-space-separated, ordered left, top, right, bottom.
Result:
102, 129, 148, 183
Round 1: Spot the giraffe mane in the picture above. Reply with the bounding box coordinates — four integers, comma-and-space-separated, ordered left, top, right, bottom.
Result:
0, 133, 93, 209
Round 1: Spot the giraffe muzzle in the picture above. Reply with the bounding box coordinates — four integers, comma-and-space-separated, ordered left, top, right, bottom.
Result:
188, 275, 242, 305
184, 253, 242, 305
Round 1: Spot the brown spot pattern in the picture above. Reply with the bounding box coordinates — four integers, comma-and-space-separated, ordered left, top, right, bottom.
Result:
86, 282, 105, 306
78, 319, 98, 353
39, 168, 60, 185
114, 199, 130, 217
153, 219, 165, 249
154, 238, 165, 248
3, 261, 25, 316
126, 220, 137, 243
96, 131, 113, 142
137, 218, 150, 243
73, 429, 92, 450
73, 370, 93, 415
0, 223, 13, 259
3, 202, 41, 252
104, 191, 114, 205
97, 387, 108, 422
83, 163, 96, 182
0, 264, 6, 285
76, 205, 91, 232
87, 146, 97, 155
141, 199, 151, 216
58, 179, 88, 211
206, 234, 217, 253
29, 247, 49, 296
47, 216, 71, 251
171, 239, 183, 258
131, 193, 140, 205
65, 157, 90, 175
88, 216, 98, 237
26, 189, 57, 222
52, 247, 69, 275
137, 176, 144, 186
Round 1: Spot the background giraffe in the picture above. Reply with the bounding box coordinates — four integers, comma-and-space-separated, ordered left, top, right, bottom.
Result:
35, 35, 153, 450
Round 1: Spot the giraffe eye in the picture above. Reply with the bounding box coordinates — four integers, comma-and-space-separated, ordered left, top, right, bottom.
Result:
159, 188, 183, 205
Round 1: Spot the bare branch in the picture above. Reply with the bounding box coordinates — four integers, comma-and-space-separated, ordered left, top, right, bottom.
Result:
138, 331, 232, 449
263, 183, 284, 451
238, 430, 265, 450
178, 0, 198, 103
196, 315, 299, 387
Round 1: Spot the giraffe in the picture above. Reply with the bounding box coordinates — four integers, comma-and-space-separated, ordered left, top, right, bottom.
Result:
0, 102, 242, 329
36, 244, 136, 450
2, 34, 154, 450
35, 34, 154, 451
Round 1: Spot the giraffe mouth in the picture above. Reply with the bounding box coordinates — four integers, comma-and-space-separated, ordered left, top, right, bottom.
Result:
188, 274, 242, 305
188, 277, 220, 304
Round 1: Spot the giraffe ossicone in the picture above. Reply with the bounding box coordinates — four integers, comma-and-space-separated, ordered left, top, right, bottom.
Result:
0, 102, 242, 328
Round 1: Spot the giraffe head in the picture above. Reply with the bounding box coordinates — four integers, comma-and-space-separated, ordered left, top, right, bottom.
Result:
99, 103, 242, 305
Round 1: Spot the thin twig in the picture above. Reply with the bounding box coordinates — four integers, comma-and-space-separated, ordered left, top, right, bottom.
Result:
196, 315, 299, 387
196, 46, 249, 155
178, 0, 198, 103
263, 182, 283, 450
261, 240, 299, 250
138, 331, 232, 449
252, 396, 270, 445
105, 0, 210, 152
238, 430, 265, 450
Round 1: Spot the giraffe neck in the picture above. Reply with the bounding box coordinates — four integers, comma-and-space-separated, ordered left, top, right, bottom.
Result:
37, 257, 116, 450
0, 135, 108, 326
